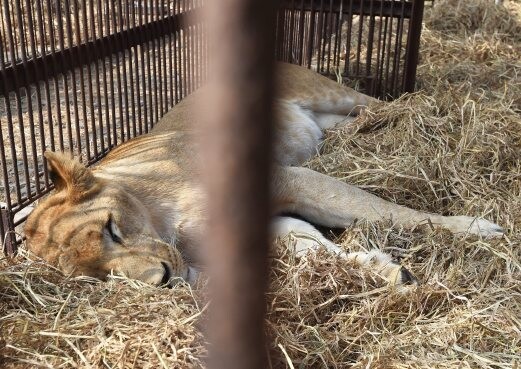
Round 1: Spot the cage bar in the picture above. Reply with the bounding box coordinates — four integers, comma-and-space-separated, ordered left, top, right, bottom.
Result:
202, 3, 275, 369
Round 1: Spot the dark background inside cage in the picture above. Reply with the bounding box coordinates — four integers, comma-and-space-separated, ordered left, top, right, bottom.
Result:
0, 0, 424, 253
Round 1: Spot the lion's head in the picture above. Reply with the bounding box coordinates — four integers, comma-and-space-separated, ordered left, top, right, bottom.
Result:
24, 152, 188, 286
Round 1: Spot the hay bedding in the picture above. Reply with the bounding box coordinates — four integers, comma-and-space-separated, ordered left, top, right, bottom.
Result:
1, 0, 521, 367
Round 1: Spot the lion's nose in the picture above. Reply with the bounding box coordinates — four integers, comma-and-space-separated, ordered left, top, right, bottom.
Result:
160, 262, 172, 286
134, 263, 170, 286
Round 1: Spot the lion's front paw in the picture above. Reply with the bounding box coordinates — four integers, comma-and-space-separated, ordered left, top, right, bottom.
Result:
347, 250, 418, 286
445, 216, 504, 238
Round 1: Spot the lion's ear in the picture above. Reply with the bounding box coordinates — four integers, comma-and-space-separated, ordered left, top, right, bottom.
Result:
44, 151, 97, 199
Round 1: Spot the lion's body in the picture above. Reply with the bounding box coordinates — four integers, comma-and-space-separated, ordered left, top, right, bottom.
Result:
24, 62, 503, 286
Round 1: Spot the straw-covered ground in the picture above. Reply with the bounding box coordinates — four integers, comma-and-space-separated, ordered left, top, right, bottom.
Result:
1, 0, 520, 367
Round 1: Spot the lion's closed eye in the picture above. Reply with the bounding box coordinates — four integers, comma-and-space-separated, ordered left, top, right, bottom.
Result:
105, 215, 123, 244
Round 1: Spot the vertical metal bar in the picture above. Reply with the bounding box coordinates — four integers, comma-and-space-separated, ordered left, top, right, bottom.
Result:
98, 0, 112, 149
145, 0, 153, 132
305, 1, 316, 69
287, 1, 295, 63
193, 0, 199, 89
320, 2, 330, 73
275, 7, 284, 61
160, 0, 168, 113
365, 0, 376, 94
0, 60, 22, 203
302, 11, 308, 67
297, 0, 305, 65
278, 7, 285, 62
106, 1, 118, 144
182, 2, 188, 98
179, 0, 186, 97
150, 0, 160, 125
189, 8, 196, 93
64, 0, 83, 157
0, 107, 13, 214
315, 0, 325, 73
72, 0, 91, 160
117, 0, 131, 141
0, 6, 6, 63
168, 0, 176, 105
355, 0, 364, 76
13, 0, 39, 199
158, 0, 164, 115
332, 0, 343, 70
343, 0, 353, 76
3, 0, 30, 203
285, 7, 292, 63
284, 7, 291, 62
196, 0, 203, 89
82, 0, 98, 158
392, 0, 407, 96
52, 0, 67, 152
1, 207, 15, 255
7, 1, 19, 63
403, 0, 424, 93
374, 0, 385, 97
127, 0, 137, 138
204, 0, 209, 82
325, 0, 334, 73
20, 0, 28, 57
109, 0, 124, 143
0, 72, 14, 211
383, 3, 394, 99
139, 2, 148, 134
202, 0, 276, 368
23, 0, 43, 195
135, 1, 143, 136
377, 15, 389, 97
288, 5, 293, 62
90, 0, 105, 153
173, 0, 181, 104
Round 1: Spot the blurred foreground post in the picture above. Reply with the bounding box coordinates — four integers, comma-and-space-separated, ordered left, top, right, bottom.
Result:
201, 1, 276, 369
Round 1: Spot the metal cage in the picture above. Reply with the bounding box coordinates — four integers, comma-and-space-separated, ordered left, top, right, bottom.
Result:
276, 0, 425, 98
0, 0, 206, 253
0, 0, 425, 254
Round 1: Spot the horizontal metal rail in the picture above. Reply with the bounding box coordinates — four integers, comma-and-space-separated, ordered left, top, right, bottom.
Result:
279, 0, 414, 18
0, 8, 202, 95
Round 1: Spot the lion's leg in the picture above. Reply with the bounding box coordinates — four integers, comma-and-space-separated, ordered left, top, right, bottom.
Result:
271, 216, 344, 255
271, 216, 417, 285
305, 89, 378, 117
313, 113, 357, 130
293, 89, 377, 131
273, 101, 363, 166
272, 166, 504, 238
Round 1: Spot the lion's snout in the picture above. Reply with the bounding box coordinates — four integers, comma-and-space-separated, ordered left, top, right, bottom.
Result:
130, 262, 169, 286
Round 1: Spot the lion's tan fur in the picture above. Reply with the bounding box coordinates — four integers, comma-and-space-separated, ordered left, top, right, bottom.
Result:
24, 62, 503, 286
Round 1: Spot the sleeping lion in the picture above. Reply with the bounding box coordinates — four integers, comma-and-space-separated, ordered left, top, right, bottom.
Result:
24, 62, 504, 287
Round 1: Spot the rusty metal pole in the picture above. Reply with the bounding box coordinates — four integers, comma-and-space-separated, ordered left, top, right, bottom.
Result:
200, 1, 276, 369
403, 0, 425, 93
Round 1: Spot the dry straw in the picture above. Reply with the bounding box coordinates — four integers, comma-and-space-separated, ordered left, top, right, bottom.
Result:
1, 0, 520, 367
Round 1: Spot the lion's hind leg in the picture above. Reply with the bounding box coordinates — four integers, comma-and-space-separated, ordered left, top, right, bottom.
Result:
271, 216, 417, 286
